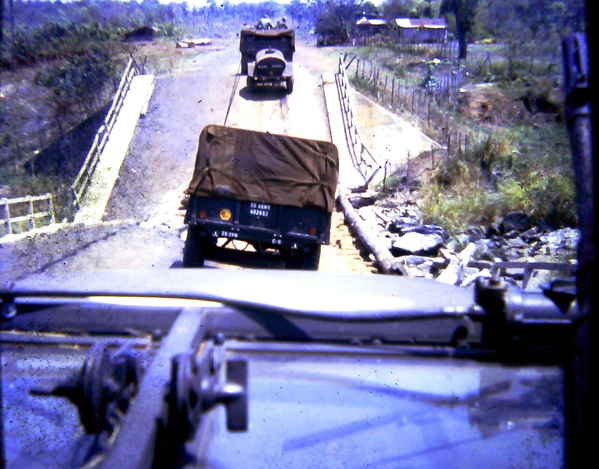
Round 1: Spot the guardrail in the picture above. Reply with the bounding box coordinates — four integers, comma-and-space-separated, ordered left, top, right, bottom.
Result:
467, 260, 576, 290
68, 57, 141, 217
1, 194, 55, 237
336, 55, 382, 190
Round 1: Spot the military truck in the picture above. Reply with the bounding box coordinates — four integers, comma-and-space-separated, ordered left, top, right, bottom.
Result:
239, 28, 295, 93
183, 125, 339, 270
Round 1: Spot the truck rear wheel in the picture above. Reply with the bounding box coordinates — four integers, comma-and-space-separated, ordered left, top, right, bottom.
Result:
286, 77, 293, 94
182, 226, 206, 267
285, 244, 320, 271
247, 77, 255, 92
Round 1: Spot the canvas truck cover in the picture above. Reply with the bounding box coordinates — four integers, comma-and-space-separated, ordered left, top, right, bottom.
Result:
187, 125, 339, 213
239, 28, 295, 53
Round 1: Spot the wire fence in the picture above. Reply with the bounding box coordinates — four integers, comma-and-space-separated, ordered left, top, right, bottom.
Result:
343, 53, 475, 170
341, 38, 562, 172
353, 35, 459, 59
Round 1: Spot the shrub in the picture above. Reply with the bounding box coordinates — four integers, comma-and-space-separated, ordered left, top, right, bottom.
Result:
419, 181, 500, 234
520, 172, 576, 227
350, 72, 381, 98
420, 130, 576, 232
465, 133, 512, 180
5, 21, 126, 66
34, 45, 116, 106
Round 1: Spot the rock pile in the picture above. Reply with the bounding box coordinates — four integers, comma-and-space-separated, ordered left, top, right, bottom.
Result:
342, 192, 578, 290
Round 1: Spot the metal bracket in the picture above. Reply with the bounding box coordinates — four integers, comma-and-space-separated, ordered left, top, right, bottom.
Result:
30, 343, 142, 435
166, 341, 248, 443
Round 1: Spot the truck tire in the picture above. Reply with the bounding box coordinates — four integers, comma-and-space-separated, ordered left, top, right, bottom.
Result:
286, 77, 294, 94
247, 76, 255, 92
182, 225, 205, 267
285, 244, 320, 271
241, 56, 248, 75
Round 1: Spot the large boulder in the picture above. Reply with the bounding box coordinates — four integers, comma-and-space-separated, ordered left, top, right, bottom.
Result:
498, 211, 533, 237
540, 228, 580, 255
388, 216, 420, 234
390, 225, 448, 256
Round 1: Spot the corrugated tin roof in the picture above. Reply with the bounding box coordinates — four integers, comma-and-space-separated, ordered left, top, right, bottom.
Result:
356, 16, 387, 26
395, 18, 447, 29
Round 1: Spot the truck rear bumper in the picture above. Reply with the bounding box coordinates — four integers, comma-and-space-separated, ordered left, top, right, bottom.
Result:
185, 197, 331, 247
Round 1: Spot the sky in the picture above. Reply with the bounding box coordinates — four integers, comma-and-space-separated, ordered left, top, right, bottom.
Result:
156, 0, 295, 6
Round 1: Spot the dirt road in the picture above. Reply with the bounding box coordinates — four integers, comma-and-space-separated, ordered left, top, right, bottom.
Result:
1, 39, 375, 281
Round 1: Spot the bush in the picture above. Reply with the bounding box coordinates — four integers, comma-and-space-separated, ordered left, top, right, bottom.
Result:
157, 22, 184, 39
420, 130, 576, 232
511, 172, 576, 227
420, 181, 500, 234
34, 46, 116, 106
5, 21, 126, 66
466, 133, 512, 179
350, 72, 381, 98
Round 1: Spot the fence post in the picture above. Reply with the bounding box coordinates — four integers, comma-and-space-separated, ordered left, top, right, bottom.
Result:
391, 76, 395, 104
428, 102, 431, 126
48, 195, 55, 224
27, 195, 35, 230
2, 199, 11, 235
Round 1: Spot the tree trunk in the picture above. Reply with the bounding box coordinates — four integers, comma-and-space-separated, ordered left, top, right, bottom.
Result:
337, 193, 405, 275
458, 33, 468, 60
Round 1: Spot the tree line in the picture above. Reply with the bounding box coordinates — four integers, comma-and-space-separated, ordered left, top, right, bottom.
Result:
1, 0, 587, 65
314, 0, 585, 58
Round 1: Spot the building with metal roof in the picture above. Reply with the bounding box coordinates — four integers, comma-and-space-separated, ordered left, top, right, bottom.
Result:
395, 18, 447, 43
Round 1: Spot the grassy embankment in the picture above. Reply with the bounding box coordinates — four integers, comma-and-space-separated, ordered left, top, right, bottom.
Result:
345, 41, 575, 234
0, 2, 230, 228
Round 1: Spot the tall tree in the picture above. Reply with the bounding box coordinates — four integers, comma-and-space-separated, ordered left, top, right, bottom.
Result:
314, 0, 361, 46
1, 0, 4, 44
442, 0, 479, 59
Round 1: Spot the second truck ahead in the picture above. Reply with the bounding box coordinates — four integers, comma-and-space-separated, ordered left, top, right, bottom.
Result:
183, 125, 339, 270
239, 27, 295, 93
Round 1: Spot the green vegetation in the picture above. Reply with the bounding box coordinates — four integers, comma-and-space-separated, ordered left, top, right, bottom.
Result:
34, 45, 116, 111
341, 0, 583, 233
419, 130, 576, 233
350, 37, 577, 232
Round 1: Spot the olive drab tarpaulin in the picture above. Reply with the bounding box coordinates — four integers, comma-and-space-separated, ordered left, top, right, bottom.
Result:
187, 125, 339, 213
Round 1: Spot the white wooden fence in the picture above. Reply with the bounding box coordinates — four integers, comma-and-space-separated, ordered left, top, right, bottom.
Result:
1, 194, 55, 236
69, 58, 141, 214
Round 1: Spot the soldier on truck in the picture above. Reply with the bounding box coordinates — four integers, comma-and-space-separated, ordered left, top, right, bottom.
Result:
257, 15, 272, 30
